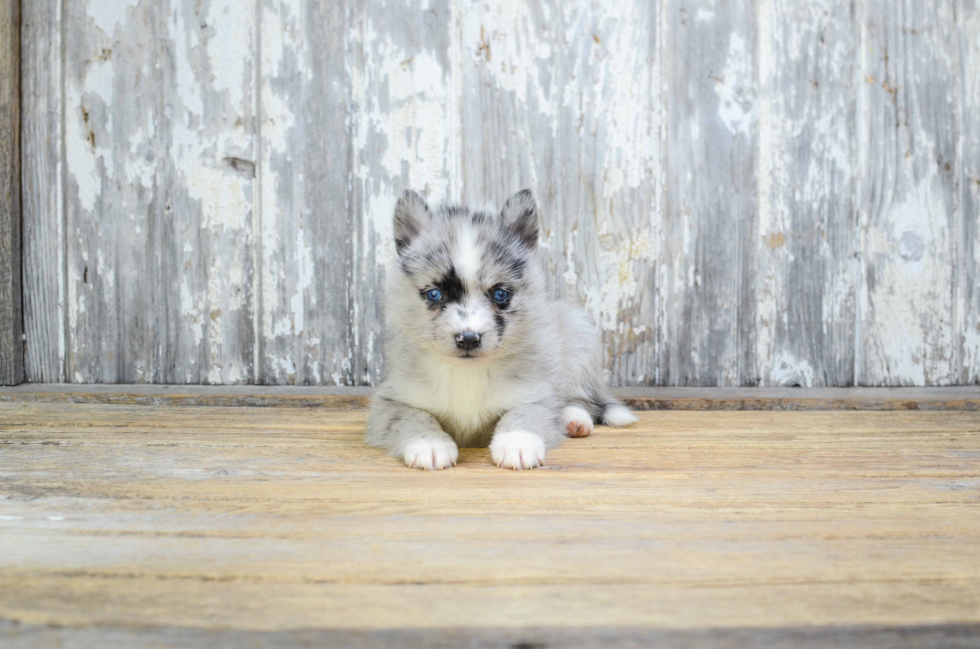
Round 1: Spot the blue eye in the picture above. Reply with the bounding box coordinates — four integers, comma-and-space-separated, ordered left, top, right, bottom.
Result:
492, 288, 510, 303
425, 289, 443, 302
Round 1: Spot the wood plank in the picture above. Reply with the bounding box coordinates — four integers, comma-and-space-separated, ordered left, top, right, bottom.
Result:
1, 385, 978, 410
347, 0, 458, 385
21, 0, 64, 382
856, 1, 961, 385
0, 0, 22, 386
662, 0, 758, 386
456, 1, 561, 284
0, 403, 978, 645
961, 1, 980, 384
756, 0, 858, 386
257, 0, 354, 385
63, 0, 257, 383
553, 1, 662, 386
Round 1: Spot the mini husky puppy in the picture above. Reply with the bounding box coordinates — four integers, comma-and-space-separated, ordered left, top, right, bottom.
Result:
367, 188, 636, 470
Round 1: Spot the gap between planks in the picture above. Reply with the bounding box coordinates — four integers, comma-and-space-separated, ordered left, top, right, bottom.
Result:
0, 385, 978, 410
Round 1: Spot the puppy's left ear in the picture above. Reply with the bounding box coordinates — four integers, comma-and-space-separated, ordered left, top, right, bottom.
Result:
393, 189, 431, 256
501, 189, 538, 249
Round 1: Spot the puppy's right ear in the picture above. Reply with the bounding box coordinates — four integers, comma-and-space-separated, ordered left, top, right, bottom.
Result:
393, 189, 431, 256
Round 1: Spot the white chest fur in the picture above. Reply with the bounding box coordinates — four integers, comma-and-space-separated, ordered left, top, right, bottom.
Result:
392, 357, 538, 444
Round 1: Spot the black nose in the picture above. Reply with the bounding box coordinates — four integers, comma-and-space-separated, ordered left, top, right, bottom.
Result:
455, 331, 481, 351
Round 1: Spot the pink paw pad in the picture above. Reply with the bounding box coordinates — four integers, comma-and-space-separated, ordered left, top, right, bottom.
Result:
566, 420, 592, 437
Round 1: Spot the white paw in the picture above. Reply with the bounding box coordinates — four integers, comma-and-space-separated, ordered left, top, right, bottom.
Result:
402, 437, 458, 470
490, 431, 546, 470
562, 405, 594, 438
603, 404, 637, 427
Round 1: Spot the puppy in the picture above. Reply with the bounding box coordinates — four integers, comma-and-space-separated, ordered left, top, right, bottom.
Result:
366, 189, 637, 470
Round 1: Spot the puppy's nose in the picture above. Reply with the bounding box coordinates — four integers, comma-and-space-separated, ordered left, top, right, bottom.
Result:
455, 331, 481, 351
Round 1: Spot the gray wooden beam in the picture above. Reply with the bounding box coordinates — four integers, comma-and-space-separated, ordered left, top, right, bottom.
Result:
3, 621, 980, 649
0, 0, 22, 385
21, 0, 64, 382
0, 384, 977, 411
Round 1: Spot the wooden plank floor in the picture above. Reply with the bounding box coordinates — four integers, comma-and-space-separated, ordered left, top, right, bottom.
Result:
1, 397, 979, 647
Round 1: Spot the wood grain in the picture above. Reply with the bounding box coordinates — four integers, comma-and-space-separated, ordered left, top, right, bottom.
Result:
757, 0, 858, 387
258, 0, 354, 385
961, 0, 980, 384
1, 402, 979, 645
16, 0, 980, 387
662, 0, 758, 386
0, 0, 21, 386
62, 0, 257, 383
856, 1, 961, 385
21, 0, 63, 383
556, 1, 662, 386
347, 0, 459, 386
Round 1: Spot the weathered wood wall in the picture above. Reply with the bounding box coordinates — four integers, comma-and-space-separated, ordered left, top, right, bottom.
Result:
19, 0, 980, 387
1, 0, 22, 385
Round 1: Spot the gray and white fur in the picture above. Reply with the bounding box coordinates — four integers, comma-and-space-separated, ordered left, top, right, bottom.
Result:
366, 188, 637, 470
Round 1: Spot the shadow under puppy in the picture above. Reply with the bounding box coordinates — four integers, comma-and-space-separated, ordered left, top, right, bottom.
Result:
367, 189, 636, 470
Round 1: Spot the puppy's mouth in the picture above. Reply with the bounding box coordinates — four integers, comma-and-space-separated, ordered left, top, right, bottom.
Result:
447, 347, 490, 360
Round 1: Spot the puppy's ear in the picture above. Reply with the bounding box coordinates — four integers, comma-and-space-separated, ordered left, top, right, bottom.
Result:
501, 188, 538, 249
393, 189, 431, 255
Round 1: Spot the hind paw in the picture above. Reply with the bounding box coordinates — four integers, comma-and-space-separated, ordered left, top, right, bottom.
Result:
603, 404, 637, 427
562, 405, 594, 438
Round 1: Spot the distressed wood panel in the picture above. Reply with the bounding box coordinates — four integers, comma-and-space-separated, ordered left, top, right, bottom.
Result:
755, 0, 858, 386
18, 0, 980, 386
347, 0, 459, 385
960, 0, 980, 384
21, 0, 64, 383
456, 0, 559, 252
856, 1, 961, 385
258, 0, 353, 385
0, 0, 22, 385
555, 2, 662, 387
662, 1, 759, 386
63, 0, 257, 383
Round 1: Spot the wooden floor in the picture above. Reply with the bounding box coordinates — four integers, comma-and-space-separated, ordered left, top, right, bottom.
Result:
1, 393, 979, 647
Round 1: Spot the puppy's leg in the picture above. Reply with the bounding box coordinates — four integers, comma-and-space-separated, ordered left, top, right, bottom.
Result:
367, 396, 458, 470
490, 401, 561, 470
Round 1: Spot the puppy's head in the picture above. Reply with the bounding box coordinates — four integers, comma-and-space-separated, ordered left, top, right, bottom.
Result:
389, 189, 544, 361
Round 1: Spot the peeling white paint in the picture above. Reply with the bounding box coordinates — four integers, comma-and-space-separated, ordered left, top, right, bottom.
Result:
461, 0, 553, 115
695, 9, 715, 23
351, 22, 453, 202
66, 57, 115, 213
769, 352, 815, 387
582, 228, 655, 333
715, 32, 755, 137
86, 0, 140, 37
47, 0, 977, 387
563, 229, 579, 287
756, 0, 776, 379
206, 0, 252, 112
864, 181, 954, 384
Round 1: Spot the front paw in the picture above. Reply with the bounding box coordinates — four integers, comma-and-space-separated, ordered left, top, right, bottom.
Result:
403, 437, 458, 470
490, 431, 546, 470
